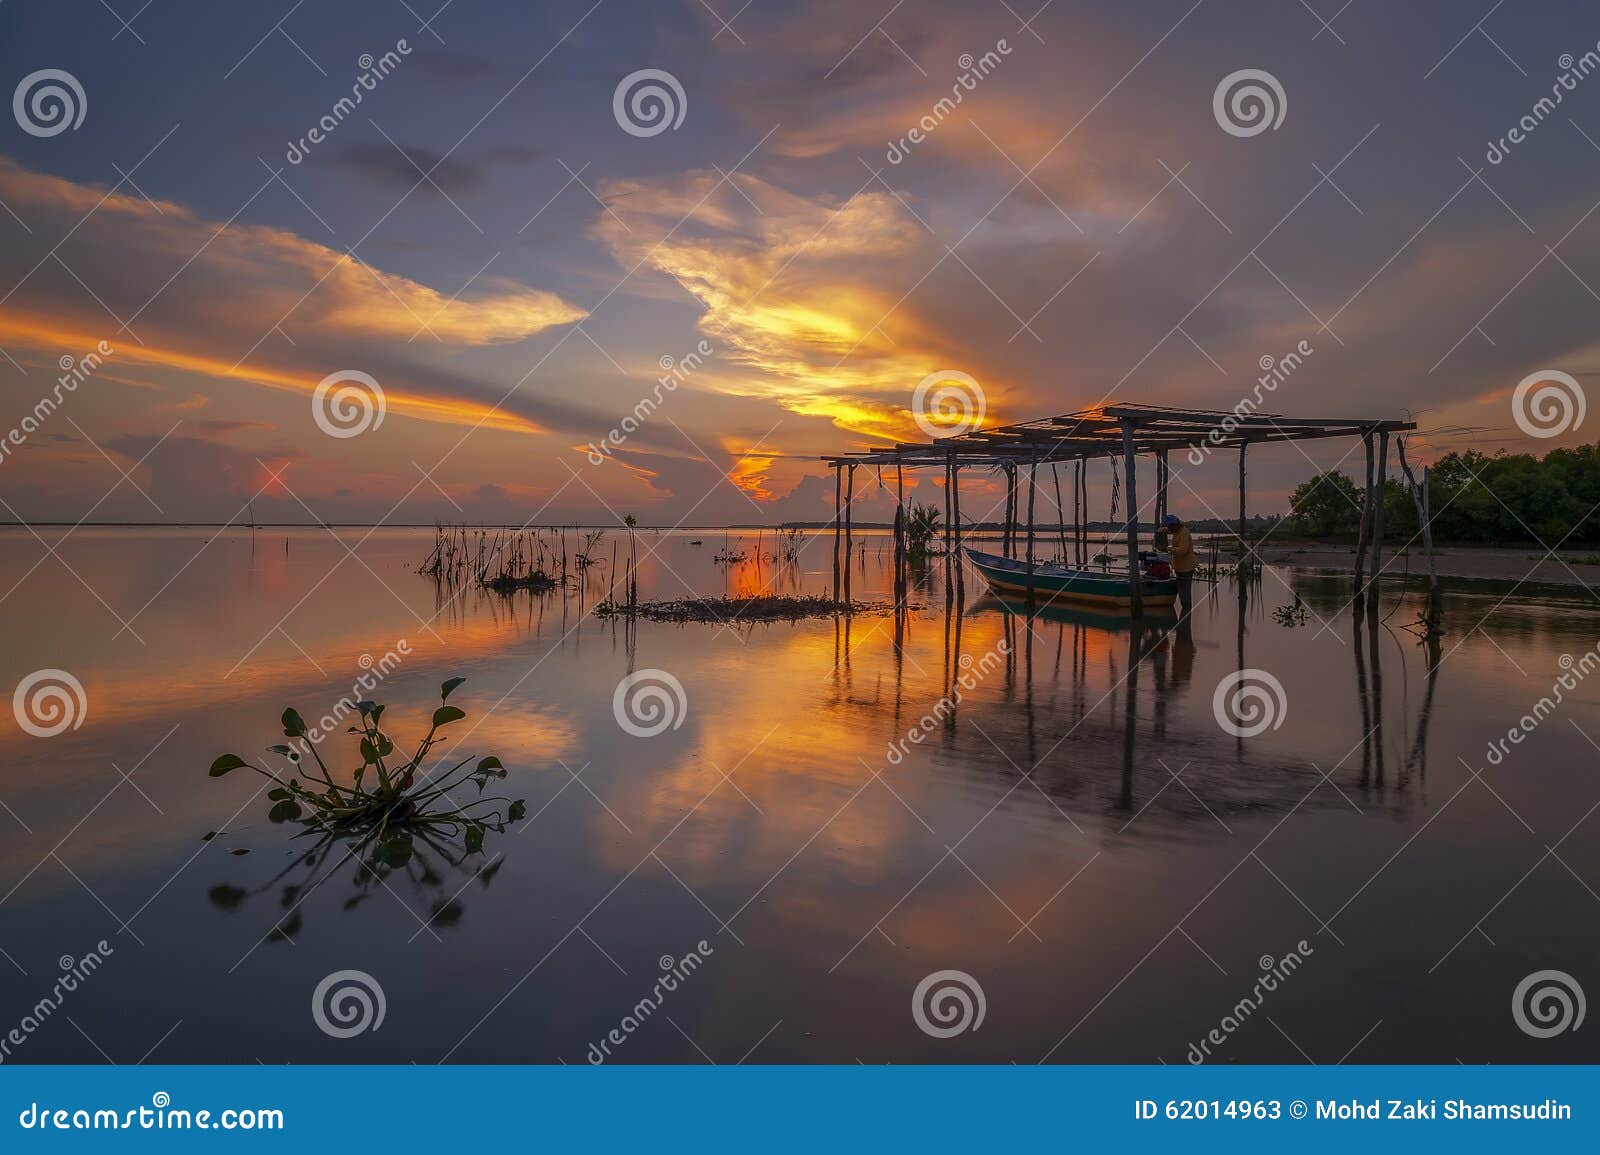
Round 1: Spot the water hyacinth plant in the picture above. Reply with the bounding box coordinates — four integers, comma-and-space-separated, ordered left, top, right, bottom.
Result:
208, 677, 525, 867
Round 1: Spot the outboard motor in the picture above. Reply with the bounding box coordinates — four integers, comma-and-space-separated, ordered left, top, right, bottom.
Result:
1141, 550, 1172, 580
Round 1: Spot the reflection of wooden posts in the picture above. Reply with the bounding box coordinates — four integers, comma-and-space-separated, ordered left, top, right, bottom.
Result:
1119, 630, 1139, 811
1405, 629, 1442, 783
1354, 432, 1373, 608
1370, 431, 1389, 608
843, 464, 855, 604
832, 464, 842, 601
1367, 604, 1385, 783
1121, 420, 1143, 617
1353, 609, 1373, 783
1025, 455, 1038, 602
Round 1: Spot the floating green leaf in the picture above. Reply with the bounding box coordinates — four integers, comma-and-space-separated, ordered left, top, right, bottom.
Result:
281, 708, 307, 738
209, 754, 248, 777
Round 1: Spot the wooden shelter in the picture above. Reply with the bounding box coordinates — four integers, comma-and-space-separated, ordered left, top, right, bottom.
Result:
822, 403, 1417, 616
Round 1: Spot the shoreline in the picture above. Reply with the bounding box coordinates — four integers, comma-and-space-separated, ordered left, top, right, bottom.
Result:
1255, 542, 1600, 592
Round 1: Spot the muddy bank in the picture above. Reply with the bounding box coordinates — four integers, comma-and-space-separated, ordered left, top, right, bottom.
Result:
1255, 542, 1600, 591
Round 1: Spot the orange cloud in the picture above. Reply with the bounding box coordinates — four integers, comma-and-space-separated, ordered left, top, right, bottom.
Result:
595, 170, 995, 442
0, 159, 586, 345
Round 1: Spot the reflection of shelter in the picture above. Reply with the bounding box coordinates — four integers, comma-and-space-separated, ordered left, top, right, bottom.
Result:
823, 404, 1415, 615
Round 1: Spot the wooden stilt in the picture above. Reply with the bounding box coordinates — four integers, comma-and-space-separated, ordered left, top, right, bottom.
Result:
1354, 432, 1372, 607
950, 450, 963, 593
843, 464, 855, 604
1156, 449, 1169, 524
832, 464, 842, 601
895, 458, 906, 600
1077, 458, 1087, 567
1051, 463, 1069, 561
1370, 431, 1389, 607
1237, 443, 1249, 573
892, 502, 905, 603
1121, 421, 1143, 617
1397, 438, 1441, 630
998, 465, 1008, 557
1025, 456, 1038, 602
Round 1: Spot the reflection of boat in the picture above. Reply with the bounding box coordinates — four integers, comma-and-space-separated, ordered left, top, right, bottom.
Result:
973, 593, 1175, 630
964, 548, 1178, 608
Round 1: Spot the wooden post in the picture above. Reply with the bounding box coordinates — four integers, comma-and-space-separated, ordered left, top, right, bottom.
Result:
1396, 437, 1440, 629
892, 502, 905, 603
1052, 463, 1069, 561
832, 464, 842, 601
950, 451, 963, 592
1237, 443, 1249, 573
895, 458, 906, 599
998, 465, 1007, 557
1369, 431, 1389, 607
1422, 464, 1439, 625
1156, 449, 1169, 524
1121, 421, 1143, 617
843, 464, 855, 604
1078, 458, 1087, 567
1004, 464, 1017, 558
1354, 432, 1372, 606
1025, 455, 1038, 602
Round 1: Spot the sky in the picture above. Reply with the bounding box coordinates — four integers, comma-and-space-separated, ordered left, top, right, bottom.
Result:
1, 0, 1598, 527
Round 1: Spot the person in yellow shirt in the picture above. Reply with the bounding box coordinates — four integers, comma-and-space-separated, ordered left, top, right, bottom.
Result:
1163, 513, 1196, 616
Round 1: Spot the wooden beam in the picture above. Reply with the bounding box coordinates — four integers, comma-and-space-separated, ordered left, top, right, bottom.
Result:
1103, 405, 1415, 430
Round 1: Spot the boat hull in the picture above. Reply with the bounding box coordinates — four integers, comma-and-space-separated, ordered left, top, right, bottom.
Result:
963, 548, 1178, 608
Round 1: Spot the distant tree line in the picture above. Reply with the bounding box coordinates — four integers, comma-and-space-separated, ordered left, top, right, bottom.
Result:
1286, 442, 1600, 546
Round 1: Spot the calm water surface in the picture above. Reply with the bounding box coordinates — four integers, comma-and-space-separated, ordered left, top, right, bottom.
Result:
1, 526, 1597, 1064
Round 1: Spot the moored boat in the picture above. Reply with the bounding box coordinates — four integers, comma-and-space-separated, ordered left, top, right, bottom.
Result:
963, 548, 1178, 608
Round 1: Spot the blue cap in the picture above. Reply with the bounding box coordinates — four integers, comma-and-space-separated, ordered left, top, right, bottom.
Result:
1162, 514, 1181, 527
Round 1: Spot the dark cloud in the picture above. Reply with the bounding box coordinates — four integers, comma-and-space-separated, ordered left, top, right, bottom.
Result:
333, 143, 541, 198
